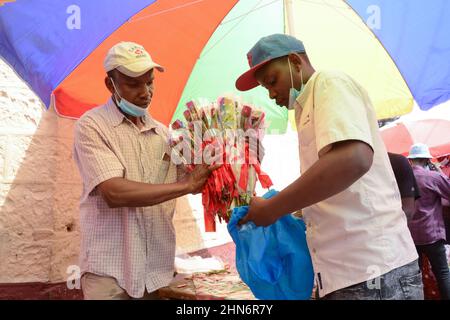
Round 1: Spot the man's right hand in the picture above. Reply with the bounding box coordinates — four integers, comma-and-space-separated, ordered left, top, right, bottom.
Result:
185, 164, 221, 194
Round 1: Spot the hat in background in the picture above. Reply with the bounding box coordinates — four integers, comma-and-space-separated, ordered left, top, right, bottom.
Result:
235, 34, 306, 91
407, 143, 433, 159
104, 41, 164, 77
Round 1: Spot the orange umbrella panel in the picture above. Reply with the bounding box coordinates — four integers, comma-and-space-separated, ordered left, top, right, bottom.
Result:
54, 0, 239, 123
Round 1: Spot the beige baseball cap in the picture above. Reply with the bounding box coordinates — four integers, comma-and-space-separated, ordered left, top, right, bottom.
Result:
103, 41, 164, 77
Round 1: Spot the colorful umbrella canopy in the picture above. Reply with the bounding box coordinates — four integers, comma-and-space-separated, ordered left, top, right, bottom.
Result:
287, 0, 414, 122
380, 119, 450, 158
0, 0, 449, 133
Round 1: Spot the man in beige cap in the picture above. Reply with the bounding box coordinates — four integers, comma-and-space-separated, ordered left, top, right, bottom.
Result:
73, 41, 217, 299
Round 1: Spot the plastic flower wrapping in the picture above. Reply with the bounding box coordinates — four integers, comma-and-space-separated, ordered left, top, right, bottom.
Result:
169, 96, 273, 231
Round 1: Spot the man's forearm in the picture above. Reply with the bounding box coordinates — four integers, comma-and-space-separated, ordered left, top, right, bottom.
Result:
265, 141, 373, 218
99, 177, 190, 208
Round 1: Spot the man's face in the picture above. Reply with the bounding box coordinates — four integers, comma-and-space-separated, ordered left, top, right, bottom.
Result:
106, 69, 154, 109
255, 57, 296, 108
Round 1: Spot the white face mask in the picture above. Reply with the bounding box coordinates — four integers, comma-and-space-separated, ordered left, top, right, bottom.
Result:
287, 57, 304, 110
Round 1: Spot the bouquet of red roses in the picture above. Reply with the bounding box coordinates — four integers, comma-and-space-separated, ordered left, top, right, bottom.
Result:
169, 97, 272, 231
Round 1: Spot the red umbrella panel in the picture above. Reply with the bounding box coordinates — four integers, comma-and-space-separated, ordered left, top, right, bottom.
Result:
381, 119, 450, 158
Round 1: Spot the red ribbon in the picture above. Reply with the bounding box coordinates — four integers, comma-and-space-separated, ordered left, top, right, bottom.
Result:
198, 140, 272, 232
254, 162, 273, 189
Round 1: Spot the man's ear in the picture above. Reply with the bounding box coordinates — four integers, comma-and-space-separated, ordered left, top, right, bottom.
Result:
288, 53, 302, 72
105, 76, 114, 94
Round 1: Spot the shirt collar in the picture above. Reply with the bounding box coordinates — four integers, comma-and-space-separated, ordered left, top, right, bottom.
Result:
105, 97, 125, 127
106, 97, 158, 132
296, 70, 319, 109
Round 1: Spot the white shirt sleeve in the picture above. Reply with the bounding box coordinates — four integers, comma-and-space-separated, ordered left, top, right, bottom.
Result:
313, 74, 374, 155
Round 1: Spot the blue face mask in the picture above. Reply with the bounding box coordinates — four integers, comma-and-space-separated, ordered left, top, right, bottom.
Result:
110, 78, 148, 117
287, 58, 304, 110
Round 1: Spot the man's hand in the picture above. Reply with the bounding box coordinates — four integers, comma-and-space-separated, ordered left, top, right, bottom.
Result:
238, 196, 279, 227
184, 164, 221, 194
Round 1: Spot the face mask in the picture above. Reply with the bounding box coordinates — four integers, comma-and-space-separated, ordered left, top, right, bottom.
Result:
287, 57, 304, 110
110, 78, 148, 117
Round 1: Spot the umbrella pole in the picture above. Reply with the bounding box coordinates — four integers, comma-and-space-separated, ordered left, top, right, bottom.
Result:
285, 0, 295, 35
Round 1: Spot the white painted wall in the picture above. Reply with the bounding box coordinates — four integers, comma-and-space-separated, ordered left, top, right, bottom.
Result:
0, 59, 80, 283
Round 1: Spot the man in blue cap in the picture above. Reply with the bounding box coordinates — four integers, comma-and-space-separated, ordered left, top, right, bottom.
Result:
236, 34, 423, 300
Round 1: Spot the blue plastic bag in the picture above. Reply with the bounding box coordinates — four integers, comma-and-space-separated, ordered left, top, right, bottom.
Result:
227, 189, 314, 300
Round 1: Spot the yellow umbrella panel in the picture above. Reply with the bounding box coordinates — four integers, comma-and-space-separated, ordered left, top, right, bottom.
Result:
285, 0, 413, 128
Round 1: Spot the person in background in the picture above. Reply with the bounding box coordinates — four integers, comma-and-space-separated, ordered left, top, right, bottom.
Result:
407, 143, 450, 300
436, 155, 450, 178
388, 152, 421, 221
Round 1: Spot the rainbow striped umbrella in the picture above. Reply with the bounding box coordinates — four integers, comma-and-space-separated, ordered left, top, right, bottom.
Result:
1, 0, 449, 133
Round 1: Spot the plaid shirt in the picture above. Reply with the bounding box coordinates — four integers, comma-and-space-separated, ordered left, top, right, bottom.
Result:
73, 98, 178, 298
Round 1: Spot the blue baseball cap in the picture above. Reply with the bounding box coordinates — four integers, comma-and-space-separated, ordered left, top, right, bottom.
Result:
235, 34, 306, 91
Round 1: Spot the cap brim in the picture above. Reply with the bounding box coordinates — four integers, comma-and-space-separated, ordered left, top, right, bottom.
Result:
116, 61, 164, 78
235, 59, 272, 91
407, 154, 433, 159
